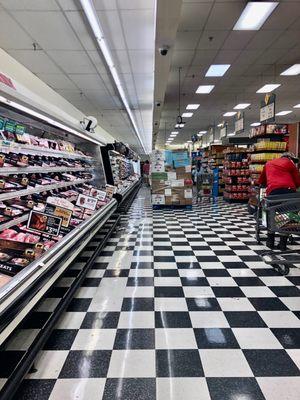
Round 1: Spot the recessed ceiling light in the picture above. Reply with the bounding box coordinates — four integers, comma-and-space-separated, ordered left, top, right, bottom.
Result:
276, 110, 292, 116
251, 122, 261, 127
233, 2, 278, 31
205, 64, 231, 77
187, 140, 192, 143
171, 131, 178, 134
179, 123, 185, 128
170, 134, 177, 137
217, 123, 223, 127
186, 104, 200, 110
256, 84, 281, 93
196, 85, 215, 94
280, 64, 300, 76
223, 112, 237, 117
182, 112, 193, 118
227, 133, 236, 136
294, 104, 300, 108
199, 130, 207, 134
234, 103, 251, 110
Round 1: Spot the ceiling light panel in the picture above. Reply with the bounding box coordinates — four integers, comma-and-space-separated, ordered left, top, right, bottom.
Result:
196, 85, 215, 94
233, 2, 279, 31
280, 64, 300, 76
276, 110, 292, 116
234, 103, 251, 110
199, 130, 207, 134
217, 123, 223, 127
171, 131, 178, 135
294, 104, 300, 108
186, 104, 200, 110
205, 64, 231, 77
223, 112, 237, 117
182, 112, 193, 118
256, 84, 281, 93
251, 122, 261, 127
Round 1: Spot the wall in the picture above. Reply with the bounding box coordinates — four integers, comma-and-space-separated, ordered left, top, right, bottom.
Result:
0, 49, 114, 144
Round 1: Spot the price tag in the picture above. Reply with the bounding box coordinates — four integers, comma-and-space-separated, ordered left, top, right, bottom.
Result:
90, 188, 106, 201
76, 194, 97, 211
27, 210, 62, 236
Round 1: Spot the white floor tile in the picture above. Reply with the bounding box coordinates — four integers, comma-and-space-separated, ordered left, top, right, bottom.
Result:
108, 350, 156, 378
156, 378, 211, 400
154, 277, 182, 287
259, 311, 300, 328
27, 351, 69, 379
49, 378, 106, 400
183, 287, 215, 298
118, 311, 155, 328
55, 312, 86, 329
71, 329, 116, 350
241, 286, 276, 298
189, 311, 229, 328
218, 298, 255, 311
232, 328, 283, 349
155, 328, 197, 349
257, 377, 300, 400
155, 298, 188, 312
207, 277, 238, 287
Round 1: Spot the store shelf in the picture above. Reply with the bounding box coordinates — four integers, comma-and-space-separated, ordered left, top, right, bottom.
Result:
0, 178, 92, 201
0, 166, 92, 176
0, 142, 93, 161
0, 214, 29, 232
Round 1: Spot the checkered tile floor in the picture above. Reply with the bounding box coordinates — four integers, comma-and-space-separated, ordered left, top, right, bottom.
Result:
2, 187, 300, 400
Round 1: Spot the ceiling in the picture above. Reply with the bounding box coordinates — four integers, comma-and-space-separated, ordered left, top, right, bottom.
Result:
0, 0, 155, 154
155, 0, 300, 147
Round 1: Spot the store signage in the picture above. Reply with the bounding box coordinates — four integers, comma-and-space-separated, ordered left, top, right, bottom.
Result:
0, 73, 16, 90
90, 188, 106, 201
105, 184, 117, 199
208, 127, 214, 144
0, 117, 4, 130
4, 120, 16, 133
76, 194, 97, 211
220, 126, 227, 138
27, 210, 62, 236
15, 124, 26, 135
234, 112, 244, 134
45, 204, 72, 228
260, 93, 276, 123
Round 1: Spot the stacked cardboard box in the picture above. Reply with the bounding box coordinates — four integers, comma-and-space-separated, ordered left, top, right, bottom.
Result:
151, 150, 193, 206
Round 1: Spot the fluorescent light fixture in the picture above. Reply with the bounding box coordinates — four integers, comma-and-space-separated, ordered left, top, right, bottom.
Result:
281, 64, 300, 76
223, 112, 237, 117
251, 122, 261, 127
213, 139, 221, 143
199, 130, 207, 134
293, 104, 300, 108
234, 103, 250, 110
276, 110, 292, 116
197, 133, 203, 137
233, 2, 278, 31
80, 0, 146, 153
196, 85, 215, 94
205, 64, 230, 77
171, 131, 178, 135
217, 123, 223, 127
182, 112, 193, 118
228, 133, 236, 137
256, 84, 281, 93
170, 134, 177, 137
186, 104, 200, 110
187, 140, 192, 143
179, 123, 185, 128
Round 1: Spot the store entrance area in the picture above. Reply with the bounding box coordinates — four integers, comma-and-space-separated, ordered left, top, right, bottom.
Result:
6, 186, 299, 400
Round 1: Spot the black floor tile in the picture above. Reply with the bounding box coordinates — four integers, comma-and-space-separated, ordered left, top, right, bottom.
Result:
130, 262, 154, 269
194, 328, 239, 349
59, 350, 111, 378
180, 277, 209, 286
11, 379, 56, 400
81, 278, 101, 287
212, 287, 245, 298
225, 312, 267, 328
104, 269, 130, 277
91, 262, 109, 269
244, 349, 300, 376
43, 329, 77, 350
222, 262, 248, 269
0, 350, 25, 377
127, 277, 154, 287
66, 298, 92, 312
114, 329, 155, 349
233, 277, 265, 287
177, 262, 201, 269
81, 312, 120, 329
249, 297, 289, 311
156, 349, 204, 377
270, 286, 300, 297
186, 297, 221, 312
154, 256, 176, 262
122, 298, 154, 312
102, 378, 156, 400
207, 378, 265, 400
19, 312, 50, 329
203, 269, 230, 277
46, 286, 69, 298
271, 328, 300, 349
155, 286, 184, 298
155, 311, 192, 328
154, 269, 179, 277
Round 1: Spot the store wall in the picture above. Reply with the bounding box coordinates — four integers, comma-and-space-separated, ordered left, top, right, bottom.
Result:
0, 48, 114, 144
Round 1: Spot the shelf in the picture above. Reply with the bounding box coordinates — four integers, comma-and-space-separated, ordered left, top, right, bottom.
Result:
0, 178, 92, 201
0, 214, 29, 232
0, 166, 92, 176
249, 133, 287, 140
250, 149, 286, 153
0, 142, 93, 161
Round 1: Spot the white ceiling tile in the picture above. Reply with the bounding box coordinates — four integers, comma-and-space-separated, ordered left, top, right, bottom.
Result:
214, 49, 241, 64
0, 10, 33, 49
56, 0, 79, 11
172, 51, 195, 67
68, 74, 107, 91
271, 30, 300, 49
13, 11, 83, 50
97, 10, 126, 50
87, 51, 108, 74
64, 11, 97, 51
175, 31, 200, 50
0, 0, 59, 10
178, 2, 212, 31
197, 30, 229, 50
234, 50, 264, 65
84, 90, 118, 109
192, 49, 218, 65
128, 50, 154, 74
120, 9, 154, 50
222, 31, 255, 50
36, 73, 78, 90
94, 0, 117, 10
111, 50, 131, 73
279, 46, 300, 64
205, 2, 245, 31
246, 30, 284, 50
255, 48, 289, 65
47, 50, 97, 74
262, 3, 300, 30
117, 0, 153, 9
7, 50, 62, 73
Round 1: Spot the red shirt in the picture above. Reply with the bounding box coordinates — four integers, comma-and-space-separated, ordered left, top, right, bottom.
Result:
258, 157, 300, 195
143, 163, 150, 175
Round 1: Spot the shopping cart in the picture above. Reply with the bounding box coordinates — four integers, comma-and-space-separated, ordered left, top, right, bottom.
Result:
254, 187, 266, 244
260, 192, 300, 275
196, 172, 213, 203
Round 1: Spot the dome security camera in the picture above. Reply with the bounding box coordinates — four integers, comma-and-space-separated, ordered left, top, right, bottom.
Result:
159, 46, 169, 56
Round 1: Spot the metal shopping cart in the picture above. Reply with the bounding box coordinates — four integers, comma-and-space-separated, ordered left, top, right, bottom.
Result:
196, 172, 213, 203
260, 192, 300, 275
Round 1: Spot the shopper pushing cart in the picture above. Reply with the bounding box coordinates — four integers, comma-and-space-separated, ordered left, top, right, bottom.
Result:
258, 152, 300, 250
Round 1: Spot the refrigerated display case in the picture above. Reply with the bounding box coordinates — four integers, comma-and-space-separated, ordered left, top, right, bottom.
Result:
0, 103, 119, 345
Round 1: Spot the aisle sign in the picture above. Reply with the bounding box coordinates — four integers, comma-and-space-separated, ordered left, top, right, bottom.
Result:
260, 93, 276, 123
234, 112, 244, 134
208, 127, 214, 144
220, 125, 227, 138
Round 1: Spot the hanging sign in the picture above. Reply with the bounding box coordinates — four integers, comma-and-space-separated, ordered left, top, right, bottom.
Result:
208, 127, 214, 144
220, 122, 227, 138
260, 93, 276, 123
234, 112, 244, 134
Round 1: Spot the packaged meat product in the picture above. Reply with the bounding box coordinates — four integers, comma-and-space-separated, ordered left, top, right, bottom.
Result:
24, 234, 40, 244
37, 138, 49, 148
29, 135, 39, 146
0, 273, 12, 287
13, 232, 27, 242
33, 203, 46, 212
0, 229, 18, 239
0, 153, 5, 167
0, 252, 11, 262
43, 240, 55, 250
10, 258, 30, 267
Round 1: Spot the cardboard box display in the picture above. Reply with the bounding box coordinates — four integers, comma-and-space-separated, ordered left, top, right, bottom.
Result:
152, 194, 165, 205
177, 172, 191, 180
171, 179, 185, 187
176, 165, 191, 173
167, 171, 177, 180
151, 172, 168, 180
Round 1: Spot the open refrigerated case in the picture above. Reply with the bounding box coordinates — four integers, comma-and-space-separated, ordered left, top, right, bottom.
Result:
0, 102, 119, 345
101, 142, 141, 205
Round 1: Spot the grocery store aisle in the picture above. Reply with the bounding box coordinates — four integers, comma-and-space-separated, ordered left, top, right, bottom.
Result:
10, 187, 300, 400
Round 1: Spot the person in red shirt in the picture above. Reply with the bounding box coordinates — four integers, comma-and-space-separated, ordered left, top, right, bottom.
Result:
142, 160, 150, 186
258, 152, 300, 249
